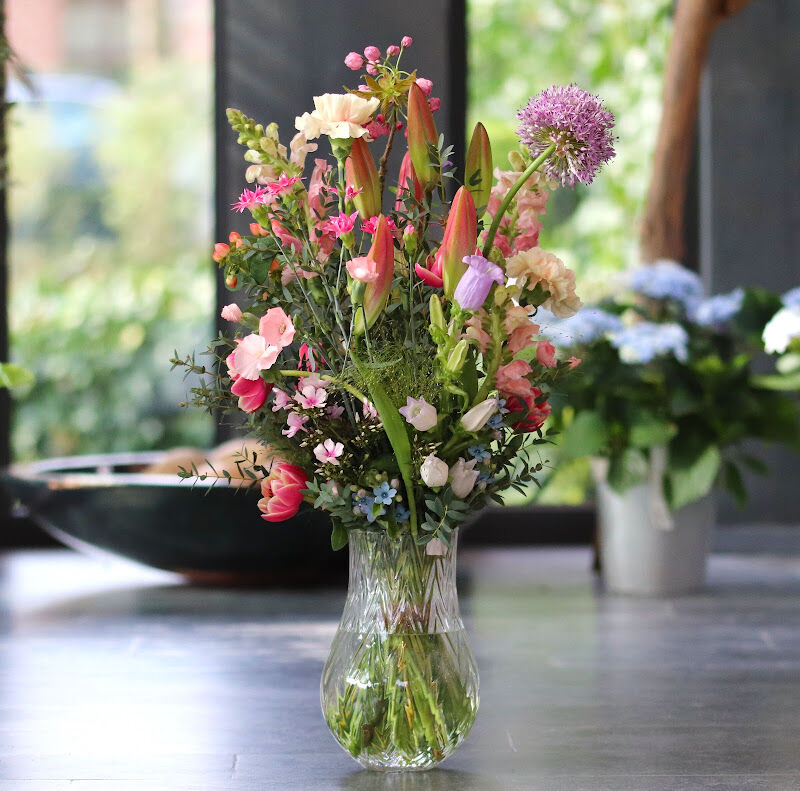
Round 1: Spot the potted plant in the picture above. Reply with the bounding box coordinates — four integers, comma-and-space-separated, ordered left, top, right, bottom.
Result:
541, 262, 800, 595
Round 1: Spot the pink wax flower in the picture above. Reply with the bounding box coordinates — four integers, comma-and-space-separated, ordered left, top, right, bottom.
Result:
364, 45, 381, 61
231, 375, 270, 414
231, 186, 269, 212
362, 400, 379, 420
401, 35, 413, 48
361, 215, 397, 235
568, 356, 582, 369
327, 404, 345, 420
259, 307, 295, 349
453, 255, 504, 311
258, 464, 307, 522
234, 334, 280, 380
322, 211, 358, 238
387, 45, 400, 57
314, 438, 344, 466
346, 255, 379, 283
536, 340, 557, 367
303, 373, 330, 389
345, 51, 364, 70
428, 97, 441, 112
271, 389, 292, 411
212, 242, 230, 262
220, 303, 243, 322
295, 385, 328, 409
415, 78, 433, 96
282, 412, 308, 438
496, 359, 535, 399
267, 173, 303, 196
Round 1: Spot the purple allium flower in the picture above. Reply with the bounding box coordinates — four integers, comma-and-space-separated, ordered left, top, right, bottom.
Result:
516, 84, 616, 186
454, 254, 505, 311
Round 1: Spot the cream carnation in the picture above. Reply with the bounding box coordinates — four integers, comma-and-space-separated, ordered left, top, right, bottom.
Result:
295, 93, 380, 141
506, 247, 582, 318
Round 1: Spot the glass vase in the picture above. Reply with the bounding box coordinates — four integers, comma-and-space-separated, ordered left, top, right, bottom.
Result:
321, 528, 479, 771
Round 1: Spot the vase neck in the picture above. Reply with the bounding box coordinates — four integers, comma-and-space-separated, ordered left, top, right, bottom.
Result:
339, 529, 464, 635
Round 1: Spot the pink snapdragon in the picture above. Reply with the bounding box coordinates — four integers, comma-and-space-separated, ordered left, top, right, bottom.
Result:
536, 340, 557, 368
282, 413, 308, 438
322, 211, 358, 238
496, 359, 535, 398
295, 385, 328, 409
568, 356, 582, 369
344, 52, 364, 70
259, 307, 296, 349
346, 255, 379, 283
314, 438, 344, 466
220, 303, 243, 322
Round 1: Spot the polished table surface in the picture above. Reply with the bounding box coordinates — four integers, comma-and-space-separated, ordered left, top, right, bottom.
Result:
1, 541, 800, 791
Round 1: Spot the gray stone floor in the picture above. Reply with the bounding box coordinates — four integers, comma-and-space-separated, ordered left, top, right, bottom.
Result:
1, 543, 800, 790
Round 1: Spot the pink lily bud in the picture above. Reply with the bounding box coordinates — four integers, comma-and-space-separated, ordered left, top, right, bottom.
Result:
465, 121, 493, 212
406, 83, 439, 191
345, 137, 382, 220
394, 152, 423, 212
354, 215, 395, 333
438, 186, 478, 298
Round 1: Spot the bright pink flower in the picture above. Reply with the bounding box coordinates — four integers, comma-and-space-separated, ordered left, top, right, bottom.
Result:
270, 220, 303, 254
401, 36, 413, 47
220, 303, 242, 322
231, 186, 269, 212
414, 254, 443, 288
344, 51, 364, 70
267, 173, 303, 196
322, 211, 358, 238
235, 334, 280, 380
295, 385, 327, 409
271, 389, 292, 411
568, 356, 582, 369
231, 375, 270, 413
496, 359, 535, 399
314, 438, 344, 466
506, 389, 551, 433
303, 373, 330, 389
258, 463, 308, 522
428, 97, 441, 112
344, 185, 363, 201
282, 413, 308, 438
361, 215, 397, 235
387, 45, 400, 57
415, 78, 433, 96
536, 340, 557, 367
364, 45, 381, 61
365, 120, 391, 139
307, 158, 332, 222
212, 242, 230, 262
299, 343, 326, 371
366, 63, 378, 76
347, 255, 379, 283
259, 307, 295, 349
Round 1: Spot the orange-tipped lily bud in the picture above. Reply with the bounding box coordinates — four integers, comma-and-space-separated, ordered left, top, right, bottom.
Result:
406, 83, 439, 191
395, 152, 423, 212
465, 122, 493, 212
354, 215, 395, 333
438, 186, 478, 298
345, 137, 381, 220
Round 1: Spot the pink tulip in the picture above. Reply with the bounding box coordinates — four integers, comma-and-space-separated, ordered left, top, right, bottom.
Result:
231, 375, 270, 413
258, 464, 308, 522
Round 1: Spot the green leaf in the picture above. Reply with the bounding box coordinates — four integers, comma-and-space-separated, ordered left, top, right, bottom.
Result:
740, 454, 768, 476
723, 460, 747, 509
665, 444, 721, 510
0, 363, 34, 390
752, 371, 800, 391
562, 411, 608, 459
629, 413, 676, 449
331, 522, 348, 551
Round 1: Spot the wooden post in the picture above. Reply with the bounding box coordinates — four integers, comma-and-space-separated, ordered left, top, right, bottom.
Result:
639, 0, 753, 263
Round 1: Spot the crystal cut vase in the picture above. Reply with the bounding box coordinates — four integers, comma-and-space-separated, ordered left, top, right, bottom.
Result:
321, 528, 479, 771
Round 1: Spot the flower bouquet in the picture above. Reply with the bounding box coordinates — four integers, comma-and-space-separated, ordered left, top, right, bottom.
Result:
175, 37, 614, 769
539, 262, 800, 593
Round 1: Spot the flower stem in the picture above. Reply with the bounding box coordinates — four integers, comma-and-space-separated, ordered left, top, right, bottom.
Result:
481, 143, 555, 257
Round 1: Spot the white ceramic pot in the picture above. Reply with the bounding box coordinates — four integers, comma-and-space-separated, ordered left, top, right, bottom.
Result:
594, 463, 716, 596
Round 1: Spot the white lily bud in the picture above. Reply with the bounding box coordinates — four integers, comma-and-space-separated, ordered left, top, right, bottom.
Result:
460, 398, 498, 432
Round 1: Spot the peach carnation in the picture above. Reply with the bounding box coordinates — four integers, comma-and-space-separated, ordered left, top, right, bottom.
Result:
295, 93, 380, 141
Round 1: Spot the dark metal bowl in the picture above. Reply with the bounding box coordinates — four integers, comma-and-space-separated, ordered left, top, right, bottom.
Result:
1, 452, 342, 585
